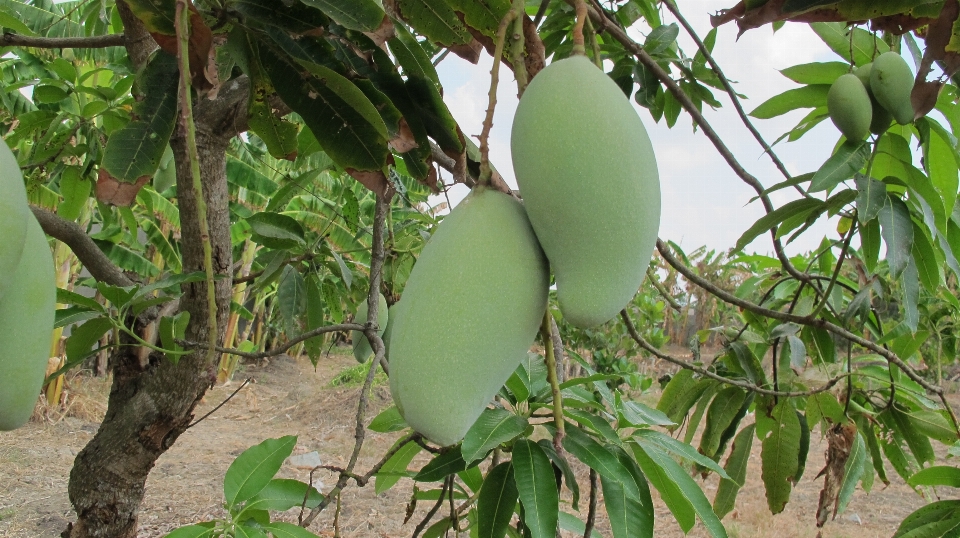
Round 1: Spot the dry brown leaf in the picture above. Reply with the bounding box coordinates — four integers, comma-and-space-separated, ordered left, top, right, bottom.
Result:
95, 169, 151, 206
815, 421, 857, 528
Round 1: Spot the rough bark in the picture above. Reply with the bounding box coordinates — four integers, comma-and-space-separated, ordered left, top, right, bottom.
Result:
63, 130, 233, 538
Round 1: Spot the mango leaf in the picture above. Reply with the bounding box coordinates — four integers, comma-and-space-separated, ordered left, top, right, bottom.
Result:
893, 500, 960, 538
58, 167, 91, 221
257, 40, 389, 172
231, 0, 330, 33
913, 222, 943, 293
756, 399, 801, 514
618, 399, 675, 428
405, 76, 464, 154
300, 0, 384, 31
835, 431, 866, 516
880, 196, 915, 278
810, 140, 870, 192
277, 265, 306, 335
563, 424, 640, 501
512, 439, 559, 538
163, 526, 214, 538
632, 442, 727, 538
714, 423, 755, 519
159, 311, 190, 359
395, 0, 472, 46
477, 462, 518, 538
247, 212, 305, 250
862, 218, 881, 273
909, 411, 959, 444
602, 445, 654, 538
855, 175, 887, 223
445, 0, 511, 38
462, 408, 528, 464
909, 466, 960, 488
261, 522, 323, 538
537, 440, 580, 510
780, 61, 849, 85
749, 85, 830, 119
700, 388, 748, 460
242, 478, 323, 512
224, 436, 297, 509
389, 22, 441, 85
247, 66, 299, 160
65, 317, 114, 363
98, 51, 178, 205
634, 430, 730, 479
141, 219, 182, 273
124, 0, 213, 93
735, 198, 824, 252
368, 405, 408, 433
810, 23, 889, 67
924, 117, 959, 218
375, 439, 420, 494
415, 450, 468, 482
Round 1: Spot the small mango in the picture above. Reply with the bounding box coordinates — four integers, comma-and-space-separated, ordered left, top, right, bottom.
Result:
870, 52, 915, 125
827, 74, 872, 141
388, 188, 548, 446
511, 56, 661, 329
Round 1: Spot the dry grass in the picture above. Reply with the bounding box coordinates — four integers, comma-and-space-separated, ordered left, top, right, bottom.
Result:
0, 349, 942, 538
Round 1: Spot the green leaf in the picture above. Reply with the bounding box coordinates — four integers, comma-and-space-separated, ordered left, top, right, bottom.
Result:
810, 22, 889, 66
234, 524, 267, 538
756, 399, 801, 514
909, 466, 960, 488
57, 288, 105, 311
602, 446, 654, 538
141, 219, 182, 273
100, 51, 178, 186
913, 223, 943, 293
810, 140, 870, 192
257, 40, 389, 172
243, 478, 323, 512
389, 22, 441, 85
537, 440, 580, 510
735, 198, 824, 252
656, 369, 712, 426
277, 265, 307, 335
445, 0, 511, 38
462, 408, 528, 464
224, 436, 297, 509
563, 424, 641, 500
779, 62, 849, 85
699, 388, 748, 460
714, 423, 755, 519
749, 85, 830, 119
368, 405, 408, 433
395, 0, 472, 46
65, 317, 114, 363
836, 431, 866, 516
375, 439, 420, 494
415, 450, 468, 482
855, 175, 887, 223
909, 411, 959, 444
159, 311, 190, 358
247, 212, 306, 250
261, 522, 323, 538
634, 430, 730, 479
618, 400, 675, 428
880, 196, 915, 278
58, 167, 91, 221
925, 118, 959, 218
55, 307, 104, 329
632, 442, 727, 538
300, 0, 384, 31
862, 218, 881, 273
0, 5, 36, 36
477, 462, 518, 538
893, 500, 960, 538
162, 525, 214, 538
512, 439, 559, 538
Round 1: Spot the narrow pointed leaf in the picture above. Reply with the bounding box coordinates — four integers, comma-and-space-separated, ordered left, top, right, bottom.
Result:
299, 0, 384, 31
756, 399, 801, 514
224, 436, 297, 508
512, 439, 559, 538
462, 408, 528, 464
810, 140, 870, 192
714, 423, 755, 519
880, 196, 915, 278
478, 462, 518, 538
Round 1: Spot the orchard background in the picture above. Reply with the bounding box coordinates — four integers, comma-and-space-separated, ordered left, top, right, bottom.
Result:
2, 0, 960, 537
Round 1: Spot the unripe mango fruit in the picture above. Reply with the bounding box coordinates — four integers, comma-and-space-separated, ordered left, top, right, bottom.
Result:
351, 293, 388, 363
870, 52, 915, 125
0, 215, 55, 431
828, 74, 872, 141
853, 64, 893, 135
0, 140, 29, 300
511, 56, 661, 328
388, 188, 548, 446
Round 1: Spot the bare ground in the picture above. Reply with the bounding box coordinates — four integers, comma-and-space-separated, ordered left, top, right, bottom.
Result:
0, 349, 944, 538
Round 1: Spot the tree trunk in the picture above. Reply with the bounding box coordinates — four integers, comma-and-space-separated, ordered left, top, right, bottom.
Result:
63, 130, 233, 538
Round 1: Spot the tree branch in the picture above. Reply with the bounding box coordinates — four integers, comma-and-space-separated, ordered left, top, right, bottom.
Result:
30, 206, 133, 287
183, 322, 364, 360
0, 33, 125, 49
655, 239, 943, 394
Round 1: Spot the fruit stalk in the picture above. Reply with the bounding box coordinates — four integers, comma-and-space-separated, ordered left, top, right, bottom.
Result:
509, 0, 528, 96
479, 9, 518, 186
176, 0, 217, 367
540, 309, 566, 454
572, 0, 587, 55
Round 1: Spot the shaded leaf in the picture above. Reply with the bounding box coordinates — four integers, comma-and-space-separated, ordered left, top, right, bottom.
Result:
477, 462, 518, 538
714, 423, 755, 519
512, 439, 559, 538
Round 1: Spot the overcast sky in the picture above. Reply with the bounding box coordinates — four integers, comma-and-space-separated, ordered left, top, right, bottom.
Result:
433, 0, 842, 255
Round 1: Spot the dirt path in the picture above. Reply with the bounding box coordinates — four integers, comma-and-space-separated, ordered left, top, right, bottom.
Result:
0, 351, 934, 537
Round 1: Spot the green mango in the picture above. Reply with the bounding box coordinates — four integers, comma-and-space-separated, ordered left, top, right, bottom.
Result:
853, 64, 892, 134
827, 74, 872, 141
0, 215, 55, 431
511, 56, 661, 328
351, 293, 388, 363
389, 188, 548, 446
381, 301, 402, 362
870, 51, 915, 125
0, 139, 29, 300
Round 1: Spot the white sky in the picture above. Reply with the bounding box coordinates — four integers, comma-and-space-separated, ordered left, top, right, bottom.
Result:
434, 0, 842, 255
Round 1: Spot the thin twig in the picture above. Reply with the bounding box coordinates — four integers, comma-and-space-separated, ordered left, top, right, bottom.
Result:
176, 0, 218, 367
662, 0, 800, 191
622, 310, 848, 397
479, 9, 518, 186
541, 310, 567, 457
584, 469, 598, 538
647, 266, 681, 311
181, 323, 365, 360
186, 377, 251, 428
413, 477, 449, 538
